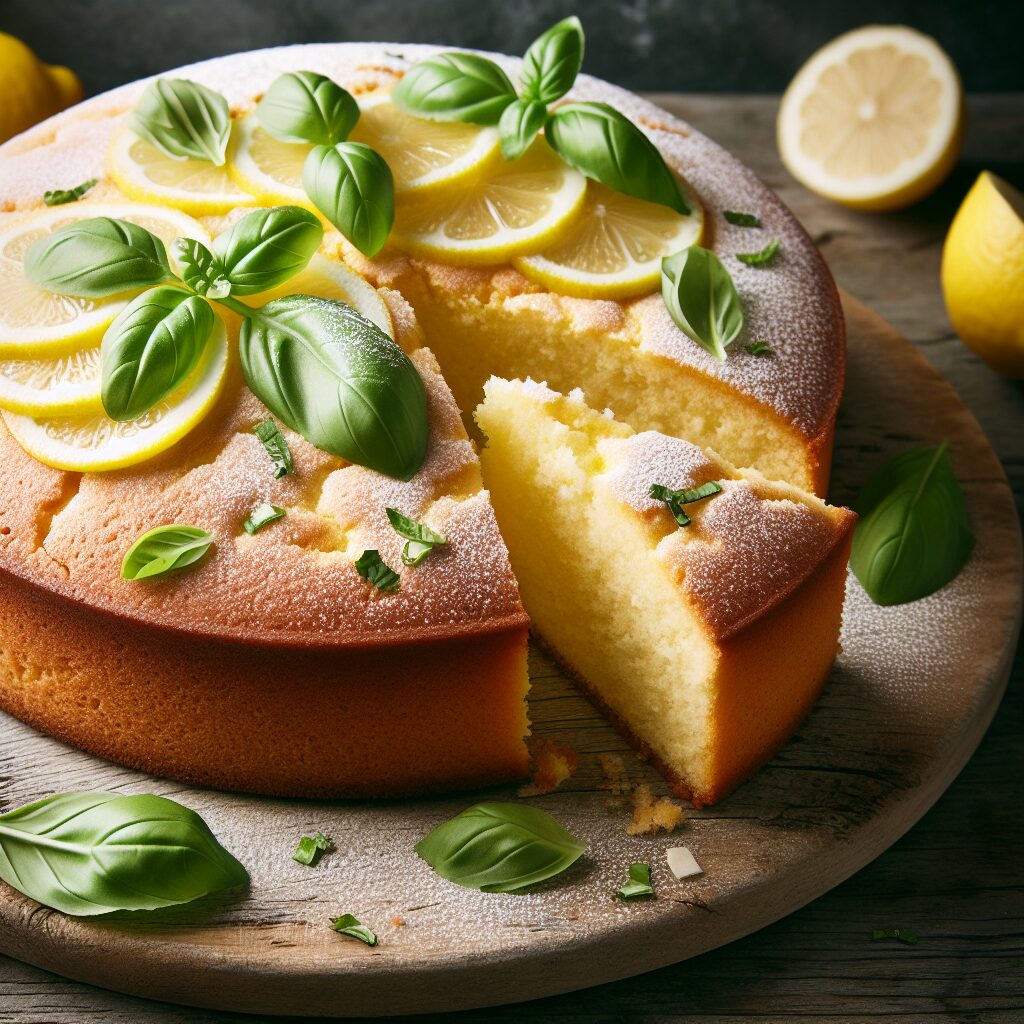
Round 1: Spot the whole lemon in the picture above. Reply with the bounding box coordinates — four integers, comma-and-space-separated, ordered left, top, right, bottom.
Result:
0, 33, 83, 144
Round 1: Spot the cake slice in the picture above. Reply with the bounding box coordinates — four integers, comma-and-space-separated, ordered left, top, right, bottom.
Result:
476, 378, 855, 805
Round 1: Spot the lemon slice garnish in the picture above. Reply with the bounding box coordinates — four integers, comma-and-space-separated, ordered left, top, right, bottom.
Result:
228, 112, 313, 208
777, 25, 963, 211
0, 202, 211, 358
0, 345, 101, 416
2, 317, 229, 472
513, 181, 704, 299
392, 138, 586, 265
109, 127, 254, 216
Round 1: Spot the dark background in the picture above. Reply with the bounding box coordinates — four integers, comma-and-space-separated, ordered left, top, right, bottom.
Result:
4, 0, 1023, 99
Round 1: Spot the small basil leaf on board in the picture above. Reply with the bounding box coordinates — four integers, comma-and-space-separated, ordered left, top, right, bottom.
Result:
618, 862, 655, 899
101, 286, 215, 420
0, 792, 247, 915
302, 143, 394, 258
415, 802, 585, 893
256, 70, 359, 145
25, 217, 172, 298
293, 830, 331, 866
498, 98, 549, 162
850, 440, 974, 606
121, 524, 215, 580
330, 914, 378, 946
43, 178, 98, 206
392, 52, 516, 125
520, 15, 585, 105
546, 102, 689, 214
238, 295, 428, 480
128, 78, 231, 165
173, 237, 231, 298
211, 206, 323, 294
661, 246, 744, 360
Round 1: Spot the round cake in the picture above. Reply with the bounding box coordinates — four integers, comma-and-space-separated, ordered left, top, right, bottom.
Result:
0, 42, 848, 800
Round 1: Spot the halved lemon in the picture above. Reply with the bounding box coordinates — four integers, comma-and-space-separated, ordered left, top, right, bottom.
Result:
228, 112, 312, 208
2, 317, 229, 472
0, 202, 211, 358
0, 345, 101, 416
392, 139, 586, 265
513, 181, 704, 299
777, 25, 963, 211
349, 91, 502, 194
109, 127, 254, 216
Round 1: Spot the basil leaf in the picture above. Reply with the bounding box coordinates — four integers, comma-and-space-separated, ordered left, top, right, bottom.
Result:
101, 286, 215, 420
546, 102, 688, 214
498, 98, 548, 162
661, 246, 744, 360
520, 15, 584, 105
293, 831, 331, 866
238, 295, 428, 480
415, 802, 585, 893
43, 178, 97, 207
723, 210, 761, 227
24, 217, 172, 298
128, 78, 231, 165
850, 440, 974, 606
392, 53, 516, 125
872, 928, 919, 945
302, 143, 394, 258
386, 506, 447, 566
746, 340, 773, 356
0, 791, 247, 916
737, 239, 780, 267
172, 237, 231, 298
256, 71, 359, 146
243, 502, 285, 535
649, 480, 722, 527
355, 549, 400, 592
121, 524, 215, 580
618, 862, 655, 899
330, 914, 378, 946
253, 417, 293, 478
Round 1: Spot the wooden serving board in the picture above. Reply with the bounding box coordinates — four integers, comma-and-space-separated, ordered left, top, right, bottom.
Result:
0, 293, 1020, 1018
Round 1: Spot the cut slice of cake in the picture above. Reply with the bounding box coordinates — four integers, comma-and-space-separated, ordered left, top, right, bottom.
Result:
476, 377, 855, 805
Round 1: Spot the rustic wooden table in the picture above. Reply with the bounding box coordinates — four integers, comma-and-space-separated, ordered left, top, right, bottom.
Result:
0, 93, 1021, 1024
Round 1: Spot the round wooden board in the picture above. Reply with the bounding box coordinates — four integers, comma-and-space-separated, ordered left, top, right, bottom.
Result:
0, 292, 1020, 1018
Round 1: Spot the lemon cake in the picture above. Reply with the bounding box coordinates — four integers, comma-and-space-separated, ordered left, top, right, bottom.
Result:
476, 378, 855, 805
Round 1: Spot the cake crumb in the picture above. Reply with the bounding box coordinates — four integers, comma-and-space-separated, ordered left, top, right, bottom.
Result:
598, 753, 630, 795
627, 783, 686, 835
391, 917, 406, 927
518, 738, 579, 796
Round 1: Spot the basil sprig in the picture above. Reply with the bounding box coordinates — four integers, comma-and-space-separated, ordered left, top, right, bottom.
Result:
330, 914, 378, 946
43, 178, 97, 207
850, 440, 974, 606
661, 246, 745, 360
303, 143, 394, 258
498, 98, 548, 162
386, 507, 447, 566
393, 52, 517, 125
101, 286, 215, 420
520, 15, 584, 105
121, 524, 215, 580
173, 238, 231, 298
256, 71, 359, 146
129, 78, 231, 165
0, 792, 247, 915
415, 802, 585, 892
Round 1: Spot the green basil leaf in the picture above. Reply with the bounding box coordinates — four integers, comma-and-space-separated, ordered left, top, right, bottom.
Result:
618, 862, 655, 899
737, 239, 780, 267
415, 802, 585, 893
723, 210, 761, 228
850, 440, 974, 606
649, 480, 722, 527
355, 549, 401, 592
121, 524, 215, 580
100, 286, 215, 420
293, 830, 331, 866
243, 502, 285, 535
871, 928, 919, 945
43, 178, 98, 207
128, 78, 231, 165
386, 506, 447, 566
211, 206, 323, 294
302, 143, 394, 258
24, 217, 172, 298
520, 15, 585, 104
330, 913, 378, 946
0, 791, 247, 916
238, 295, 428, 480
256, 71, 359, 145
392, 52, 516, 125
253, 417, 293, 478
172, 237, 231, 298
498, 98, 549, 162
545, 102, 688, 214
661, 245, 744, 360
745, 340, 773, 356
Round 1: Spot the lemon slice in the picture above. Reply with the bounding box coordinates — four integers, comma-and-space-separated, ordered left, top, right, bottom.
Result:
228, 112, 312, 208
0, 346, 102, 416
392, 139, 586, 265
349, 91, 502, 195
2, 318, 228, 472
777, 25, 963, 211
110, 127, 254, 216
513, 182, 704, 299
0, 202, 211, 358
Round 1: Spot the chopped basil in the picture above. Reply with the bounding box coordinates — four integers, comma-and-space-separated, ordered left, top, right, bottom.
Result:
737, 240, 780, 266
618, 862, 655, 899
243, 503, 285, 535
746, 341, 773, 356
330, 913, 378, 946
293, 831, 331, 866
649, 480, 722, 527
253, 418, 293, 479
385, 507, 447, 566
43, 178, 98, 206
723, 210, 761, 228
871, 928, 919, 945
355, 549, 400, 592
